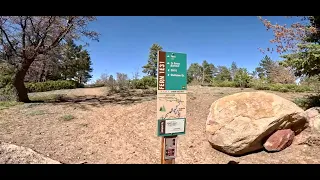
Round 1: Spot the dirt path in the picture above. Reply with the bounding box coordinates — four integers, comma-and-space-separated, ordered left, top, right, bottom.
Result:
0, 86, 319, 164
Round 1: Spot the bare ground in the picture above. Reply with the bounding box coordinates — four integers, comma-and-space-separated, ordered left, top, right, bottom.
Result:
0, 86, 320, 164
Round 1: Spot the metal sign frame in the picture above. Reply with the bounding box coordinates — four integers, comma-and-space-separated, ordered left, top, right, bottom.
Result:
157, 118, 186, 137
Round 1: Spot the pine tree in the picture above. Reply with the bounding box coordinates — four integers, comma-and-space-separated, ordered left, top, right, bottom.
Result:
230, 61, 238, 80
142, 43, 163, 77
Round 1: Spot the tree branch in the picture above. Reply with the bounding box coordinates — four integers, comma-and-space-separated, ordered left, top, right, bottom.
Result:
0, 26, 18, 56
19, 16, 28, 58
27, 17, 39, 46
34, 16, 55, 52
39, 17, 75, 54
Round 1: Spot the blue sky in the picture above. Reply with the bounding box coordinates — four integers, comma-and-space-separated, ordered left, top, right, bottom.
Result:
83, 16, 299, 83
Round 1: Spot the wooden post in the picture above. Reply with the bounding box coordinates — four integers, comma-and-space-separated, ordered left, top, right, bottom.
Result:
161, 136, 176, 164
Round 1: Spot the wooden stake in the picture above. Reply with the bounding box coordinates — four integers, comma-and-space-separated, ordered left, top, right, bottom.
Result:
161, 136, 175, 164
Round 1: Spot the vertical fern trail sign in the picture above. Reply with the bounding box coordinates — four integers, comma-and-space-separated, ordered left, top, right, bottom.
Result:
157, 51, 187, 164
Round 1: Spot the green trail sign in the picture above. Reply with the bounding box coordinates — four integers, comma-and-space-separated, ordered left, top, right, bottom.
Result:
157, 51, 187, 91
157, 50, 187, 164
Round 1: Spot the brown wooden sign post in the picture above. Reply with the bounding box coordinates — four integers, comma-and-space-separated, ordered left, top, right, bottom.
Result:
157, 51, 187, 164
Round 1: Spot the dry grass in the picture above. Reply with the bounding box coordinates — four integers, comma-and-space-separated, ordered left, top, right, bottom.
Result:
0, 101, 23, 110
60, 114, 75, 121
0, 86, 319, 164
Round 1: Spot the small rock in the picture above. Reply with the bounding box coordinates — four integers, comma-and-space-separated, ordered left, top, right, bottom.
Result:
227, 161, 239, 164
46, 154, 50, 157
78, 147, 82, 150
60, 144, 63, 146
263, 129, 295, 152
189, 145, 194, 148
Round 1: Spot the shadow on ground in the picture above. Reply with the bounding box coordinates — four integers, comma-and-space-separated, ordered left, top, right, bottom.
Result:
29, 89, 157, 107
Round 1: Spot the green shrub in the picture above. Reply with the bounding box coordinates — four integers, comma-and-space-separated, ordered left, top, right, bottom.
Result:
278, 84, 312, 92
131, 79, 146, 89
249, 80, 312, 93
293, 85, 312, 92
279, 87, 290, 93
269, 83, 313, 93
269, 83, 285, 92
0, 63, 16, 101
210, 77, 313, 93
0, 84, 16, 101
284, 84, 297, 90
25, 80, 79, 93
249, 80, 270, 90
253, 85, 270, 90
293, 95, 320, 110
233, 68, 252, 88
131, 76, 157, 89
140, 76, 157, 88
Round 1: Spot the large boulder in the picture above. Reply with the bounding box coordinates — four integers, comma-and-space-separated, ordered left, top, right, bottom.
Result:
0, 142, 61, 164
206, 91, 308, 156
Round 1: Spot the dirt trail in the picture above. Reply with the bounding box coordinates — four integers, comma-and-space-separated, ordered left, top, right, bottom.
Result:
0, 86, 319, 164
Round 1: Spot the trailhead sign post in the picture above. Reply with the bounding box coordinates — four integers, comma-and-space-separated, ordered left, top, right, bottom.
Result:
157, 51, 187, 164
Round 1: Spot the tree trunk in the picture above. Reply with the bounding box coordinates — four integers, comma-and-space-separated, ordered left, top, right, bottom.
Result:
202, 68, 205, 85
39, 61, 46, 82
12, 59, 34, 103
79, 76, 82, 84
64, 65, 67, 80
